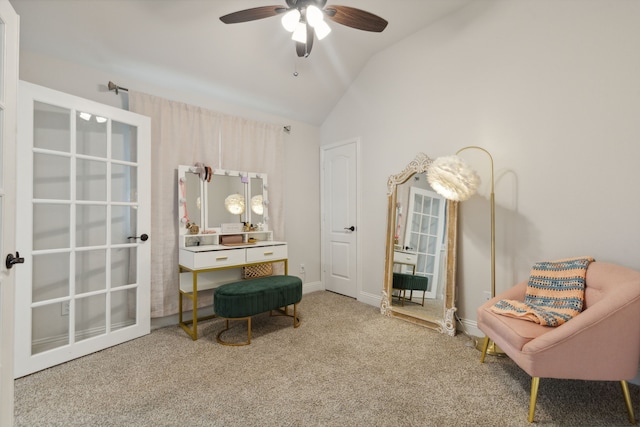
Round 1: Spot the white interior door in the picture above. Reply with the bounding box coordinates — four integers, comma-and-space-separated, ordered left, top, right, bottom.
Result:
14, 81, 151, 378
321, 140, 358, 298
0, 0, 18, 424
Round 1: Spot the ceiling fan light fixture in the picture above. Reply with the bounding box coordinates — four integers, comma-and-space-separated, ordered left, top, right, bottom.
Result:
281, 9, 300, 32
306, 5, 324, 27
314, 19, 331, 40
292, 21, 307, 43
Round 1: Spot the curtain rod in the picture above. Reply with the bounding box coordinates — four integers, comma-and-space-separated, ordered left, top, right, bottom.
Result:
107, 80, 291, 133
107, 81, 128, 95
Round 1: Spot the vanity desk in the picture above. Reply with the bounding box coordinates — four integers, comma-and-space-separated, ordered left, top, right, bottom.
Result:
177, 164, 285, 340
393, 250, 417, 274
178, 231, 287, 340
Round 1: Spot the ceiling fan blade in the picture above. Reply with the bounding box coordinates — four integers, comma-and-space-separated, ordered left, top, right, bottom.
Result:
220, 6, 285, 24
325, 5, 388, 32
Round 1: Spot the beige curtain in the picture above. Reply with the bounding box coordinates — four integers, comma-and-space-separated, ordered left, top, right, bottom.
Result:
129, 91, 284, 317
221, 116, 284, 241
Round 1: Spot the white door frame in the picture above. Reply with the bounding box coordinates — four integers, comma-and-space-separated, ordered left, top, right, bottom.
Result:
320, 138, 361, 299
0, 0, 19, 424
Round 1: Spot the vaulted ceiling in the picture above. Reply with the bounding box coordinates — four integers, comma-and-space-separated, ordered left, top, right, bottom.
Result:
11, 0, 472, 125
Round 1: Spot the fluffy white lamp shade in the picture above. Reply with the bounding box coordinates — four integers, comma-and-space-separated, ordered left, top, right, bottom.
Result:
427, 155, 481, 202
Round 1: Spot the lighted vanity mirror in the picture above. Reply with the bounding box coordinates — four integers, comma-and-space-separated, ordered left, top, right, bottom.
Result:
206, 172, 247, 226
177, 165, 268, 233
381, 153, 458, 335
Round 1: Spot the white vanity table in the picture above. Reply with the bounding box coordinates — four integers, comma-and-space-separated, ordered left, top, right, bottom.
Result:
393, 250, 417, 274
178, 231, 287, 340
177, 165, 288, 340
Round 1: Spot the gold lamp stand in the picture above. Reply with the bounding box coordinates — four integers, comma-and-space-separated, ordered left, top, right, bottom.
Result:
429, 146, 504, 356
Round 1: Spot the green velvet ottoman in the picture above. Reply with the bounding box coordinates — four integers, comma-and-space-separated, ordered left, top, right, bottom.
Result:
392, 273, 429, 306
213, 275, 302, 345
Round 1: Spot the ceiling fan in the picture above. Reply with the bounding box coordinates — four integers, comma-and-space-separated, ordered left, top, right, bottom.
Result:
220, 0, 388, 58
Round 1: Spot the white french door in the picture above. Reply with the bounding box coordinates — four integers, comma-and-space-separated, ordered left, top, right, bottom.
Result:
321, 139, 359, 298
15, 81, 151, 378
403, 186, 446, 300
0, 0, 18, 424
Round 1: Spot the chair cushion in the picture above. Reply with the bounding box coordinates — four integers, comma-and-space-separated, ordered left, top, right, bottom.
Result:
478, 301, 551, 352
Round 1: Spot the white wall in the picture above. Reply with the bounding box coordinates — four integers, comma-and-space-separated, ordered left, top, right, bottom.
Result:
19, 51, 323, 299
321, 0, 640, 332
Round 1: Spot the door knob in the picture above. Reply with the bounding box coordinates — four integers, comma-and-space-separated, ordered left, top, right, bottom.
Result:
344, 226, 355, 232
127, 234, 149, 241
6, 252, 25, 269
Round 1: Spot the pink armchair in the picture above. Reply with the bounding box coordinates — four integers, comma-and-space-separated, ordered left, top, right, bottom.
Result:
477, 261, 640, 423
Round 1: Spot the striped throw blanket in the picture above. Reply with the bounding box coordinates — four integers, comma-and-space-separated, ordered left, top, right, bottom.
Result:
490, 256, 595, 327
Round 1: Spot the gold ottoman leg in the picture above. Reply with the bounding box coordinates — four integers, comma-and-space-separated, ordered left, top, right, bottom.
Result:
216, 317, 252, 346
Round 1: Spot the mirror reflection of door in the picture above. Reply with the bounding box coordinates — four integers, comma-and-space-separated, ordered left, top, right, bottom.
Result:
404, 186, 446, 300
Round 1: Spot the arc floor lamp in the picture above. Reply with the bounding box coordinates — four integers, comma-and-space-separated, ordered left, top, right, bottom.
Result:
427, 146, 502, 355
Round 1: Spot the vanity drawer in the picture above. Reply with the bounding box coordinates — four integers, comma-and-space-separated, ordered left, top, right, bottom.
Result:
246, 245, 288, 263
393, 251, 417, 265
179, 248, 246, 270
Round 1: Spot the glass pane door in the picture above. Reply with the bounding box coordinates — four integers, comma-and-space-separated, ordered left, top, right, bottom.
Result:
404, 187, 446, 300
15, 81, 150, 378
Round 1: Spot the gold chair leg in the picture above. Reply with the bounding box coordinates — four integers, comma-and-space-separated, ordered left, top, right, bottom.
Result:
528, 377, 540, 423
620, 380, 635, 425
479, 336, 490, 363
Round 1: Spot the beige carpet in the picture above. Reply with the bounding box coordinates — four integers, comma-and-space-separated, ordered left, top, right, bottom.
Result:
15, 291, 639, 426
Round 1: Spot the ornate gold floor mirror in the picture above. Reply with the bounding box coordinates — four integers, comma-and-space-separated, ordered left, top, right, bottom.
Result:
380, 153, 458, 335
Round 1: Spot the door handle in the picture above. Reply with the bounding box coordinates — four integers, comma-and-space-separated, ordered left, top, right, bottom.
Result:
6, 252, 25, 269
127, 233, 149, 241
344, 226, 355, 232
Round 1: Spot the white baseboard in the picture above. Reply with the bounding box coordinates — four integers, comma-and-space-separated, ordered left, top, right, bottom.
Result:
358, 290, 382, 308
303, 281, 323, 294
457, 317, 482, 338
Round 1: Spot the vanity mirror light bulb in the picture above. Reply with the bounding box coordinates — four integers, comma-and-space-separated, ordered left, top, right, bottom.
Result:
179, 177, 185, 183
179, 198, 186, 204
